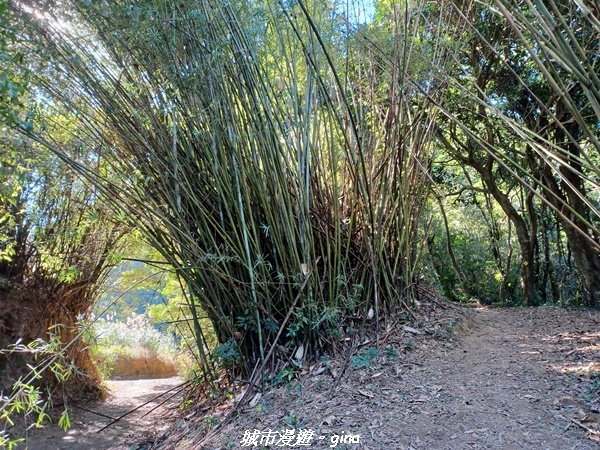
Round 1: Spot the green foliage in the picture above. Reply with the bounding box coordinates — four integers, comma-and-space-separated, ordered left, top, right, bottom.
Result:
6, 0, 440, 376
350, 347, 381, 369
98, 271, 166, 320
58, 409, 71, 432
272, 367, 297, 385
2, 0, 599, 394
284, 411, 301, 427
0, 0, 29, 129
212, 340, 241, 370
0, 333, 76, 447
87, 239, 216, 380
384, 346, 398, 359
429, 0, 600, 306
426, 192, 520, 303
204, 415, 219, 429
591, 373, 600, 393
95, 242, 217, 370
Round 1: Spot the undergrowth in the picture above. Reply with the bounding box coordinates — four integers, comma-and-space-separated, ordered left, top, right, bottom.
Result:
86, 313, 188, 379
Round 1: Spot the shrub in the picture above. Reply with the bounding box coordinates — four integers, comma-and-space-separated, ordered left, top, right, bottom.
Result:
88, 313, 187, 378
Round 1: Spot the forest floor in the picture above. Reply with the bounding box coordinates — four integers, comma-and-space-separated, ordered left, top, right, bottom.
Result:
154, 304, 600, 450
17, 376, 183, 450
13, 305, 600, 450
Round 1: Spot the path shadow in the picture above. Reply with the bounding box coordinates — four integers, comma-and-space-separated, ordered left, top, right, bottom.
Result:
12, 376, 184, 450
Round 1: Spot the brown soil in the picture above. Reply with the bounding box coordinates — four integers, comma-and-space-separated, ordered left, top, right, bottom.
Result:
156, 305, 600, 449
0, 280, 103, 402
15, 376, 183, 450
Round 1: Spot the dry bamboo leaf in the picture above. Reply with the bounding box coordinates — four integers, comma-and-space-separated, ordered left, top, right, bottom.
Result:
358, 389, 374, 398
321, 415, 336, 426
312, 366, 327, 376
367, 307, 374, 320
403, 325, 422, 335
300, 263, 308, 277
249, 392, 261, 408
294, 344, 304, 360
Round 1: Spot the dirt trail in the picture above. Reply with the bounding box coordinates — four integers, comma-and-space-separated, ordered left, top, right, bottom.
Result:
12, 307, 600, 449
186, 306, 600, 450
380, 307, 600, 449
20, 376, 183, 450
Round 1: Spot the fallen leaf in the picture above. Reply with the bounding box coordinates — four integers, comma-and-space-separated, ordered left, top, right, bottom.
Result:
300, 263, 309, 277
430, 385, 442, 394
312, 366, 327, 376
403, 325, 421, 335
321, 415, 336, 426
358, 389, 374, 398
249, 392, 261, 408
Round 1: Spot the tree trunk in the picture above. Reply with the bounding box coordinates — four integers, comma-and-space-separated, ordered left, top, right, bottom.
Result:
539, 131, 600, 307
480, 172, 537, 306
561, 224, 600, 306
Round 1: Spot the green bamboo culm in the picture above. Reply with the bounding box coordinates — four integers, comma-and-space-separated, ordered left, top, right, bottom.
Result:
9, 0, 439, 376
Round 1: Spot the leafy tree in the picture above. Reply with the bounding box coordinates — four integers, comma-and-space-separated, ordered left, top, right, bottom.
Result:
422, 0, 600, 306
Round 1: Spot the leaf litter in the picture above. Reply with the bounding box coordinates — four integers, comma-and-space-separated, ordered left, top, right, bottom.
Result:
154, 303, 600, 449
